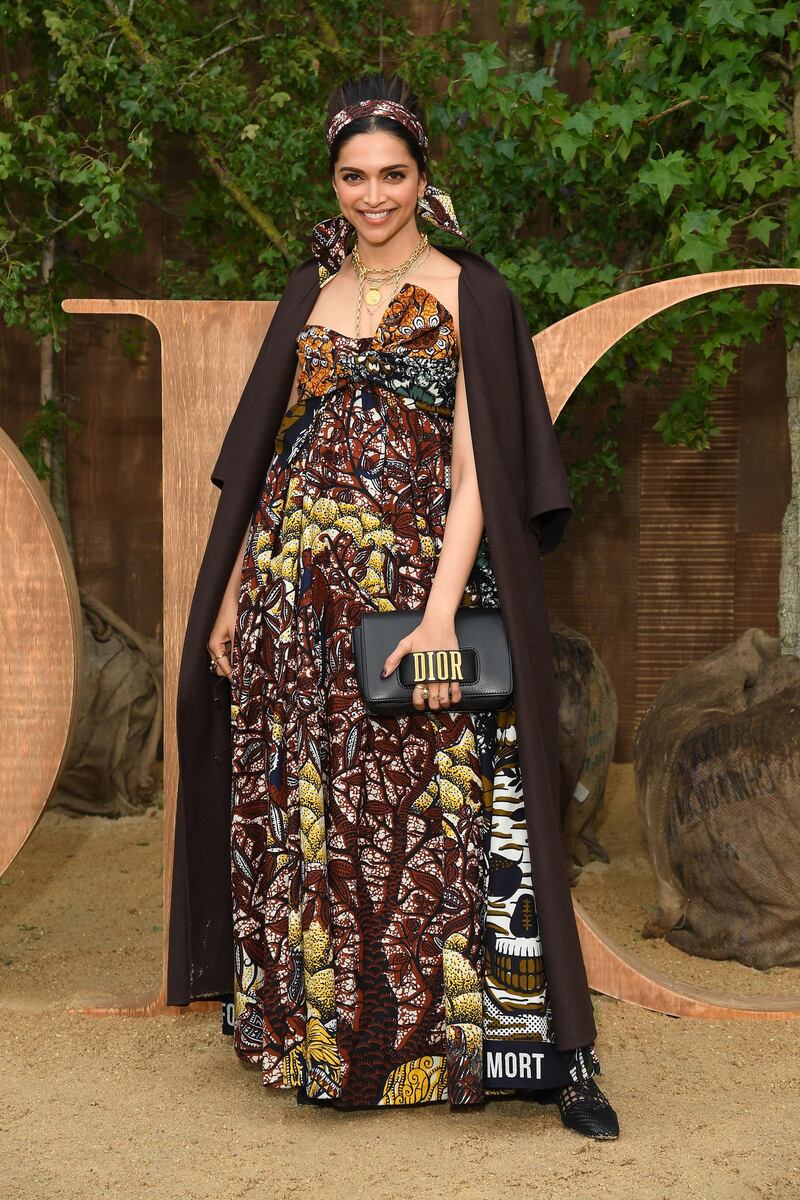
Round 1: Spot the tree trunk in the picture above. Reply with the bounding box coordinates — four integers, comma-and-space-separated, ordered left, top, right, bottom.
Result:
40, 233, 75, 557
778, 57, 800, 655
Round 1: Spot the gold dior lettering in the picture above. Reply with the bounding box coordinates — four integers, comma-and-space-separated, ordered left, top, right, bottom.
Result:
412, 650, 464, 681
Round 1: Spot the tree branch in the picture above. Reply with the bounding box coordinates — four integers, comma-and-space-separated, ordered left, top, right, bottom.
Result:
639, 96, 709, 127
176, 35, 268, 94
764, 50, 794, 75
546, 39, 563, 79
102, 0, 289, 256
62, 251, 150, 297
308, 1, 340, 51
196, 134, 289, 255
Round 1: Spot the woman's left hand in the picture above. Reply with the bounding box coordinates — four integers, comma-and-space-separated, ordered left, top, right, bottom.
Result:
380, 614, 462, 711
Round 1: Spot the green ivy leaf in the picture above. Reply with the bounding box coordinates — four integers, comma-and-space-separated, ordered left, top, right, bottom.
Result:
747, 215, 778, 245
639, 151, 692, 204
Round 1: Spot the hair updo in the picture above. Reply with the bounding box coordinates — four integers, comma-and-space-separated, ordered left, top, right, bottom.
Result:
327, 73, 429, 181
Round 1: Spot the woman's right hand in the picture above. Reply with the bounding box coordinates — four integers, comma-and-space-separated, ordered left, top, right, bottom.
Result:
210, 525, 250, 678
208, 590, 239, 678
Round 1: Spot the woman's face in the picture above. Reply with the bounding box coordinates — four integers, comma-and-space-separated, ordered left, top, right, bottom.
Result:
331, 129, 426, 249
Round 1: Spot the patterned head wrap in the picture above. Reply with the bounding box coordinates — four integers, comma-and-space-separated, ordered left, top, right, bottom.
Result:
312, 97, 466, 287
327, 98, 429, 151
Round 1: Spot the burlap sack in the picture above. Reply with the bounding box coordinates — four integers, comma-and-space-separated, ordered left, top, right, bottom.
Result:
634, 627, 800, 968
552, 622, 617, 879
48, 590, 163, 817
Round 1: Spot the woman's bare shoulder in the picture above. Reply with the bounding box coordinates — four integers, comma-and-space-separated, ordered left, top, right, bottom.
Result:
416, 247, 462, 323
422, 245, 463, 281
419, 247, 512, 311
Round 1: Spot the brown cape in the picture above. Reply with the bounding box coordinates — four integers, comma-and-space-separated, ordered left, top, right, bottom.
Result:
166, 246, 597, 1052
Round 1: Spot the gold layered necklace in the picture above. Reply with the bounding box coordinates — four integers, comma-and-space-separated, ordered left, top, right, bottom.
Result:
351, 231, 429, 338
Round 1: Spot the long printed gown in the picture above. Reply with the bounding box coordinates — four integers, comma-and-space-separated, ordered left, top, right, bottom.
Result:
229, 280, 600, 1108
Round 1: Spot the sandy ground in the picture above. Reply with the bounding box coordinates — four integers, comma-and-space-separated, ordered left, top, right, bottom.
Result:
2, 763, 799, 1200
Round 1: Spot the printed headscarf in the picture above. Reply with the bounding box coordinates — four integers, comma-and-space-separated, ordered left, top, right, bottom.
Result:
311, 98, 466, 287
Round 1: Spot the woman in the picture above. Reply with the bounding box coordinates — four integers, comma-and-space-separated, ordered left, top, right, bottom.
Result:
194, 72, 618, 1135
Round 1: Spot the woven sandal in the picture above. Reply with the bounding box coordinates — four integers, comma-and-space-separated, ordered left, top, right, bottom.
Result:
556, 1074, 620, 1139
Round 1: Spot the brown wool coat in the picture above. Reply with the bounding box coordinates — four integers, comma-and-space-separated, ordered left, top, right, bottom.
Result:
166, 246, 597, 1052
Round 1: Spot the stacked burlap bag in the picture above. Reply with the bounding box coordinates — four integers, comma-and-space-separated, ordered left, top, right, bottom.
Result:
634, 627, 800, 968
551, 622, 618, 879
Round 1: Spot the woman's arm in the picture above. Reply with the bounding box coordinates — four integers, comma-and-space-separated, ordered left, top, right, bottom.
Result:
209, 357, 303, 678
379, 354, 484, 710
425, 359, 484, 621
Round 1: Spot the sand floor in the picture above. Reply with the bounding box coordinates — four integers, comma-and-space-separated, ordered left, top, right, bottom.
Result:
1, 763, 799, 1200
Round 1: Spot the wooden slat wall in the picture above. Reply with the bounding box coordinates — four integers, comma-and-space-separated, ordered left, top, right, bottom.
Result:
544, 380, 643, 755
63, 314, 163, 635
736, 321, 790, 637
635, 342, 740, 728
735, 533, 783, 635
545, 314, 789, 762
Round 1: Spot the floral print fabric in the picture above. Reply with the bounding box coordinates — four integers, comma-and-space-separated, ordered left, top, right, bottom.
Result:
228, 281, 599, 1108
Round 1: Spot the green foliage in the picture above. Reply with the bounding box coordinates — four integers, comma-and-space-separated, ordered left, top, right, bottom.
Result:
17, 394, 80, 480
433, 3, 800, 494
1, 0, 799, 501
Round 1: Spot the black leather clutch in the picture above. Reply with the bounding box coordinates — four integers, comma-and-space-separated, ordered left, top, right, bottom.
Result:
352, 608, 513, 715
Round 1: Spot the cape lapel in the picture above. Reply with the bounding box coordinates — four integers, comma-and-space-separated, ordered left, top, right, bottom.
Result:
168, 265, 322, 1009
210, 265, 321, 494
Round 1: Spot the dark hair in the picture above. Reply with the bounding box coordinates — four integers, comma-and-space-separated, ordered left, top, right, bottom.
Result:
327, 72, 429, 180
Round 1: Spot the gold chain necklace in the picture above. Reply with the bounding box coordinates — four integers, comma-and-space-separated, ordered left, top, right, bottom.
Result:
351, 231, 429, 338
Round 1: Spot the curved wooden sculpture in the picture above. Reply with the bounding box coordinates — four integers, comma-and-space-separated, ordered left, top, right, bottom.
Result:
0, 427, 83, 876
6, 268, 800, 1021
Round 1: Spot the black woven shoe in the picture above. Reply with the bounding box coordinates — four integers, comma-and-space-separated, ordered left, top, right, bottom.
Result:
556, 1075, 620, 1140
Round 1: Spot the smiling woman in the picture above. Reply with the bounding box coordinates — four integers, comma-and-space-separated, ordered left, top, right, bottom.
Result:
186, 70, 618, 1137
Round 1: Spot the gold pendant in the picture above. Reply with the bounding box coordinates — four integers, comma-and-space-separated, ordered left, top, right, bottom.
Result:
365, 285, 382, 307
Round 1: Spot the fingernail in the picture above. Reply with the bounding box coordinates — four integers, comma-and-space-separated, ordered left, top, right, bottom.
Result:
380, 667, 387, 678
